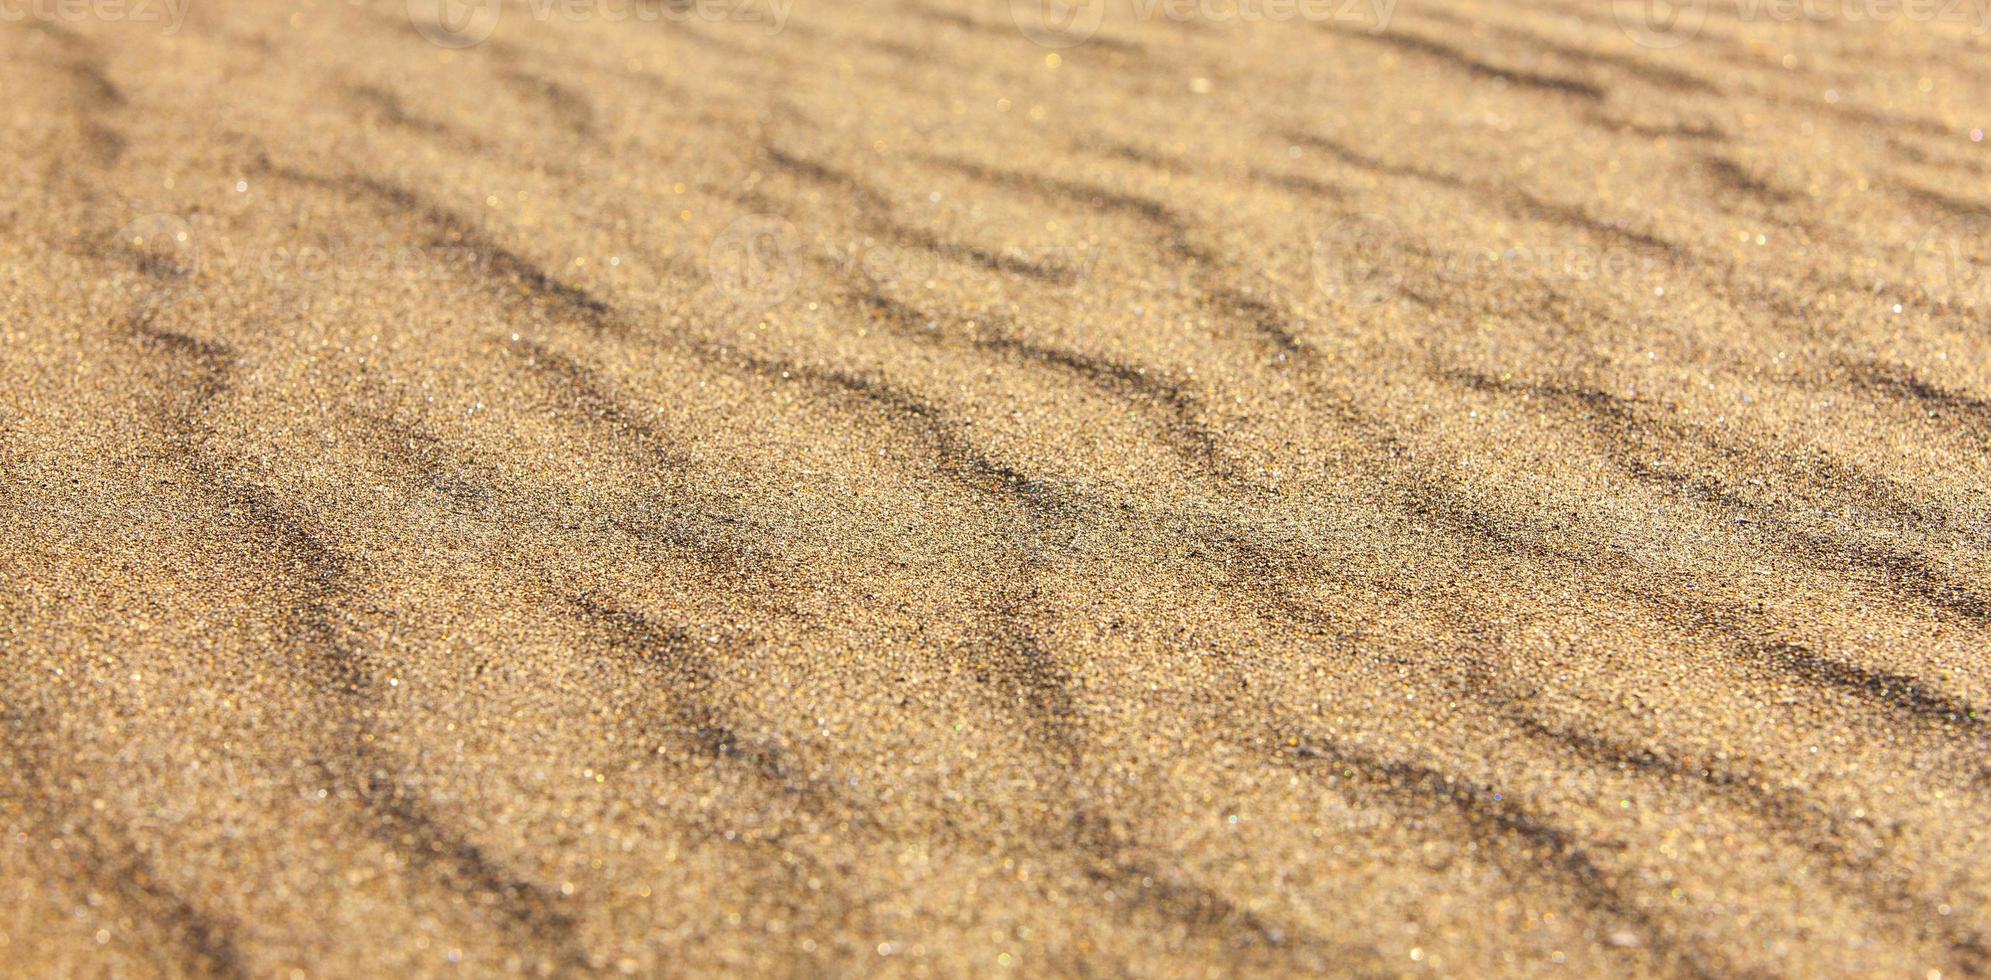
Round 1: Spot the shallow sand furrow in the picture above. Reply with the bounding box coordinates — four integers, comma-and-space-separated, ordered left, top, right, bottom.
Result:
7, 1, 1991, 973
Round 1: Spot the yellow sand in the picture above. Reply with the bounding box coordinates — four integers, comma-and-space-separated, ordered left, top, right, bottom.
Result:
4, 0, 1990, 975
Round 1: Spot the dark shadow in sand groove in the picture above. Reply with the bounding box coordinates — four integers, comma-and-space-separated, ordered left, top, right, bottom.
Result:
848, 289, 1239, 478
507, 338, 689, 467
1843, 359, 1991, 443
1475, 18, 1721, 94
1274, 736, 1724, 979
1405, 376, 1991, 740
0, 711, 250, 980
353, 756, 589, 971
559, 591, 880, 944
921, 155, 1318, 356
131, 328, 367, 692
1703, 156, 1799, 205
1812, 99, 1953, 139
565, 594, 830, 799
1266, 373, 1989, 815
1248, 167, 1349, 203
724, 345, 1091, 766
1325, 24, 1606, 101
970, 588, 1084, 767
325, 357, 864, 949
347, 406, 499, 510
1449, 659, 1991, 972
1202, 286, 1308, 356
1589, 115, 1730, 143
66, 831, 250, 977
1743, 639, 1984, 733
1446, 369, 1991, 629
345, 82, 454, 137
260, 166, 621, 334
1062, 807, 1368, 972
230, 500, 591, 974
763, 144, 895, 214
341, 81, 500, 157
915, 153, 1218, 267
347, 374, 781, 588
713, 348, 1356, 962
923, 155, 1185, 230
876, 218, 1082, 283
765, 145, 1082, 282
124, 323, 594, 972
495, 60, 599, 140
973, 598, 1357, 967
854, 35, 932, 66
29, 23, 125, 106
129, 323, 372, 698
1075, 136, 1194, 176
1287, 132, 1677, 255
723, 351, 1071, 516
24, 22, 128, 165
895, 0, 1145, 54
1890, 137, 1991, 177
1424, 466, 1991, 752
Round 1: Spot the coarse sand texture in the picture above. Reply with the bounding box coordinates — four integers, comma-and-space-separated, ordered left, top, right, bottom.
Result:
4, 0, 1991, 976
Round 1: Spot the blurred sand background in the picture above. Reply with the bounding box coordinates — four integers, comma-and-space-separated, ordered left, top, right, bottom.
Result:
4, 0, 1991, 974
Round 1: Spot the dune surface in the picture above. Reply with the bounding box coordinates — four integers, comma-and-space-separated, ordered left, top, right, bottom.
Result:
4, 0, 1991, 975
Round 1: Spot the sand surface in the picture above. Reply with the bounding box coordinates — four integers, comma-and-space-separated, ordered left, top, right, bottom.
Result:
5, 0, 1991, 975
